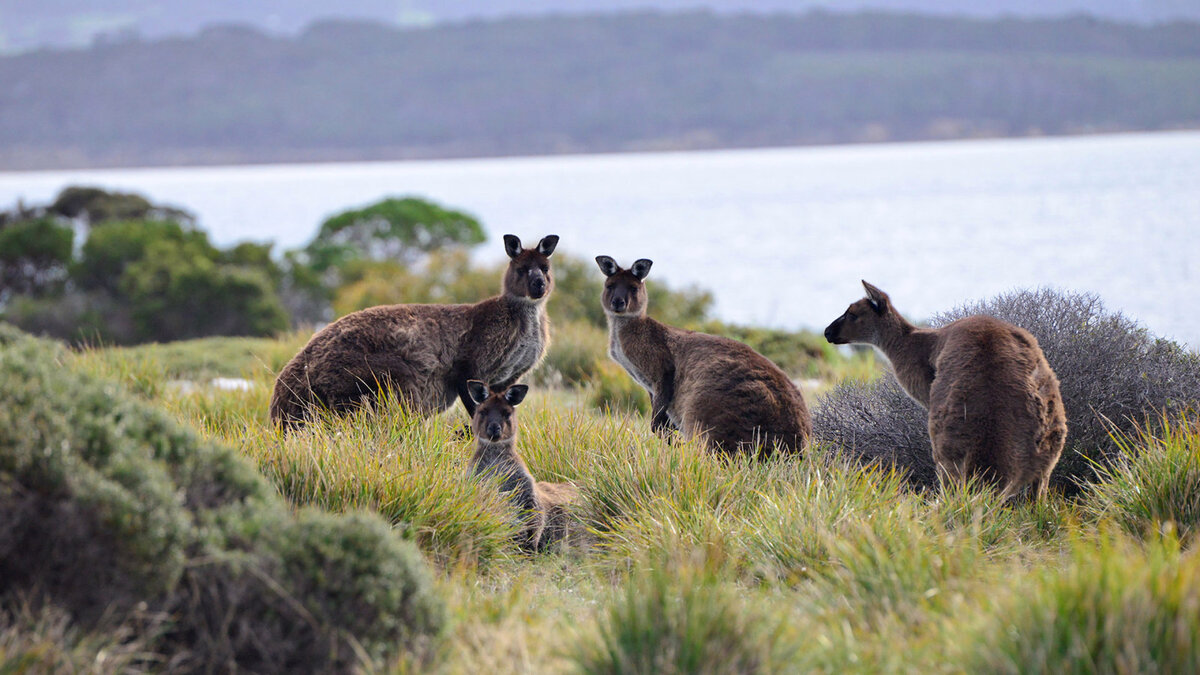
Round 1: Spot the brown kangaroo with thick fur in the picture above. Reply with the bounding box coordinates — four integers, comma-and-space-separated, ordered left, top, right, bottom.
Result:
595, 256, 811, 456
467, 381, 577, 551
270, 234, 559, 426
824, 281, 1067, 499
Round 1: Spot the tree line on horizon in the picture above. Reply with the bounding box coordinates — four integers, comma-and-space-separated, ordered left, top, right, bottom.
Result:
1, 11, 1199, 169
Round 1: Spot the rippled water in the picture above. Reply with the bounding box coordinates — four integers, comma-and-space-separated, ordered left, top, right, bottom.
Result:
3, 131, 1198, 345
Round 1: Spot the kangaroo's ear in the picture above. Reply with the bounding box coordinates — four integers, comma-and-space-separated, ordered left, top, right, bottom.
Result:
537, 235, 559, 257
631, 259, 653, 280
504, 384, 529, 406
467, 380, 490, 405
503, 235, 523, 259
595, 255, 619, 277
862, 280, 889, 314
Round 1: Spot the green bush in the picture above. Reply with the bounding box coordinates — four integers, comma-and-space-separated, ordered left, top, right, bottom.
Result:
0, 216, 74, 298
533, 320, 607, 386
588, 361, 650, 416
0, 325, 443, 671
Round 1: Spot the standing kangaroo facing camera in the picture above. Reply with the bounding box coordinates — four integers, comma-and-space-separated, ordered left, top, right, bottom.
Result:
270, 234, 558, 426
595, 255, 811, 456
824, 281, 1067, 500
467, 381, 578, 551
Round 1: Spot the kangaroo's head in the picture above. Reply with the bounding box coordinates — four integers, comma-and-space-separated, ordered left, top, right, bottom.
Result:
503, 234, 559, 302
824, 281, 895, 345
467, 380, 529, 443
595, 256, 652, 317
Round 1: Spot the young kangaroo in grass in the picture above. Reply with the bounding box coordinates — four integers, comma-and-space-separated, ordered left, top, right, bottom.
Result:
824, 281, 1067, 500
270, 234, 558, 427
595, 256, 811, 456
467, 380, 578, 551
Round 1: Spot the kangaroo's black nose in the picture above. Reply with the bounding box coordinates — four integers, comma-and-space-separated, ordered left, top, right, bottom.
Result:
486, 422, 502, 440
613, 298, 627, 311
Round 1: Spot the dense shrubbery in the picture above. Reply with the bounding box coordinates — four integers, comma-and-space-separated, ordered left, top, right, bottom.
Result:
814, 289, 1200, 492
0, 325, 443, 671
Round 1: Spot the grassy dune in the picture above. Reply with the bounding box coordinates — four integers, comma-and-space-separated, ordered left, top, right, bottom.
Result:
36, 335, 1200, 673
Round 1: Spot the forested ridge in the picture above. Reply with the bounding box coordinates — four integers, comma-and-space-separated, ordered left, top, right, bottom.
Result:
2, 11, 1199, 170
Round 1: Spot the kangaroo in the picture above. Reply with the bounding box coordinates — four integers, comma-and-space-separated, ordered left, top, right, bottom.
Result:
595, 256, 811, 456
270, 234, 559, 426
824, 281, 1067, 499
467, 380, 578, 551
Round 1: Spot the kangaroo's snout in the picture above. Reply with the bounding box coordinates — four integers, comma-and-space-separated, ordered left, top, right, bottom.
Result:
486, 421, 503, 440
611, 297, 627, 312
528, 272, 547, 299
824, 317, 846, 344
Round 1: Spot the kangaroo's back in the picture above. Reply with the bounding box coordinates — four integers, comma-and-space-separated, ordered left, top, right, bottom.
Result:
929, 316, 1066, 496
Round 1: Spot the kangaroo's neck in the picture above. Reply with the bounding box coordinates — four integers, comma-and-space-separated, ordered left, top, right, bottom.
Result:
605, 312, 671, 394
873, 317, 938, 408
471, 438, 536, 498
502, 294, 547, 327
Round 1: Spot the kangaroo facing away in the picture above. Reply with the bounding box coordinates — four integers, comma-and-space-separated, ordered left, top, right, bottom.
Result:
467, 381, 578, 551
824, 281, 1067, 499
595, 256, 811, 456
270, 234, 559, 427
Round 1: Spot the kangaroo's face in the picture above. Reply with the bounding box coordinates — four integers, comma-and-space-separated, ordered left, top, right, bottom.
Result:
467, 380, 529, 442
825, 281, 892, 345
595, 256, 652, 317
503, 234, 559, 301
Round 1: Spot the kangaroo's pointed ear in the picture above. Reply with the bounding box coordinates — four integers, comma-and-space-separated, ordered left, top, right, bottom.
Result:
504, 384, 529, 406
467, 380, 490, 405
537, 235, 559, 257
595, 255, 619, 277
503, 235, 522, 259
862, 280, 889, 314
631, 259, 653, 280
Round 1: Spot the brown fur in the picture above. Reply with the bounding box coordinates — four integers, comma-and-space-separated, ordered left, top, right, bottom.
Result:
595, 256, 811, 456
466, 381, 578, 551
270, 235, 558, 426
824, 281, 1068, 499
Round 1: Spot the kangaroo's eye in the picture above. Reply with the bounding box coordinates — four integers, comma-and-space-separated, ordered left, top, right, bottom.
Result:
517, 267, 529, 275
539, 264, 549, 273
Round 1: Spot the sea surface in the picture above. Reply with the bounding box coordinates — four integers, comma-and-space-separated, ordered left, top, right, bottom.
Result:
2, 131, 1198, 346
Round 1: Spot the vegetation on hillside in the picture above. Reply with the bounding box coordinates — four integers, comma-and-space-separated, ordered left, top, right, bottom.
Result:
3, 12, 1200, 169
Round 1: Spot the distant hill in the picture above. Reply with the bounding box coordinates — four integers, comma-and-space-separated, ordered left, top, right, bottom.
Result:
2, 0, 1200, 54
2, 11, 1199, 170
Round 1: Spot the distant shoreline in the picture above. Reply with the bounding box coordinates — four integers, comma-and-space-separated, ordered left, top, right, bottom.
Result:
3, 125, 1197, 175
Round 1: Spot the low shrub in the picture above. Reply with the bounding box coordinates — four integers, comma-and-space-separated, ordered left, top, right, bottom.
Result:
962, 536, 1200, 674
588, 361, 651, 416
531, 320, 608, 387
0, 325, 444, 672
814, 289, 1200, 492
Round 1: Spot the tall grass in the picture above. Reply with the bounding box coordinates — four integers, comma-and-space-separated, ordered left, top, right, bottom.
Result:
29, 332, 1200, 674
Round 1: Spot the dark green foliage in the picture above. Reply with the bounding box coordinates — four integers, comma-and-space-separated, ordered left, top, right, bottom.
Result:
4, 215, 289, 344
47, 185, 194, 226
306, 196, 485, 272
4, 13, 1200, 168
0, 216, 73, 297
814, 289, 1200, 493
73, 219, 214, 294
0, 326, 444, 671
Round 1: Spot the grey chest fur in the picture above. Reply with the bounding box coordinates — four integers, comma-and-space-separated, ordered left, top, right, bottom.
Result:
490, 305, 546, 385
609, 327, 655, 397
